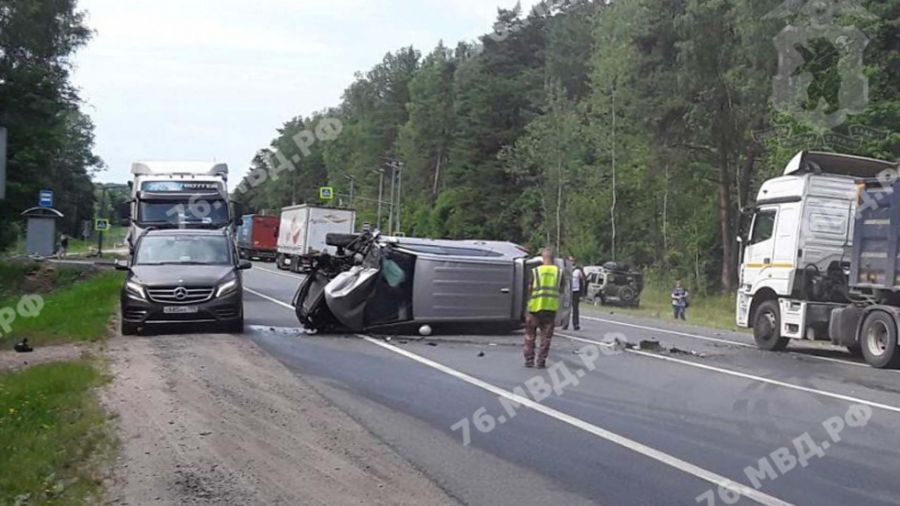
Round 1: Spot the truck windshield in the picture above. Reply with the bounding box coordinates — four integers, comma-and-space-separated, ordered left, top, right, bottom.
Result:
138, 200, 229, 226
134, 236, 231, 265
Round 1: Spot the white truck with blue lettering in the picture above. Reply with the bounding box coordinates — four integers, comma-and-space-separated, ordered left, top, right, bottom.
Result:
127, 161, 231, 251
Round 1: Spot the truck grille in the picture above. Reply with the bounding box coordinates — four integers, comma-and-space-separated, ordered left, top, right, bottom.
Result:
147, 286, 214, 304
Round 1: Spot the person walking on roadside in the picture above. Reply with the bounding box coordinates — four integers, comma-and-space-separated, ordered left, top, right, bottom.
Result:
672, 280, 689, 321
524, 248, 563, 369
563, 256, 584, 331
58, 234, 69, 259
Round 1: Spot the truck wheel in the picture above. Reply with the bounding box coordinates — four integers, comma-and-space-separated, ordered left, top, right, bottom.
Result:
860, 311, 900, 369
276, 254, 287, 270
752, 300, 789, 351
619, 286, 636, 305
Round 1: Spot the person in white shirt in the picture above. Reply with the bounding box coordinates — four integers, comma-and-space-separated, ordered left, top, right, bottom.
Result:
563, 256, 585, 331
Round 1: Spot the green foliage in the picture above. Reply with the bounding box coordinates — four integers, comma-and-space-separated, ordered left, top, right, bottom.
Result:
0, 0, 102, 253
0, 361, 114, 505
237, 0, 899, 291
1, 269, 123, 348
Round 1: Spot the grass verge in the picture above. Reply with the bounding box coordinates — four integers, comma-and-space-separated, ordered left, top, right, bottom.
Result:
2, 270, 124, 348
0, 361, 115, 505
582, 274, 744, 333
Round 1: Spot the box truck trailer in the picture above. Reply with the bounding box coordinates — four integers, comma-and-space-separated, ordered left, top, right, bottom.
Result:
276, 205, 356, 272
237, 214, 279, 261
737, 151, 900, 368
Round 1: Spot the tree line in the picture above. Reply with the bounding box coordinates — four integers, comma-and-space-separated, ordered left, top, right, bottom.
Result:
0, 0, 101, 251
236, 0, 898, 293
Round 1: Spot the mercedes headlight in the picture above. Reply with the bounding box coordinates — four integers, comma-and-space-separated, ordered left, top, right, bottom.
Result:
125, 280, 146, 301
216, 277, 239, 298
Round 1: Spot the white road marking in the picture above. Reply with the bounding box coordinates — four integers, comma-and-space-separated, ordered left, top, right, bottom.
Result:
581, 315, 754, 348
244, 287, 295, 310
253, 265, 306, 281
580, 315, 875, 370
244, 281, 900, 414
558, 332, 900, 415
362, 335, 793, 506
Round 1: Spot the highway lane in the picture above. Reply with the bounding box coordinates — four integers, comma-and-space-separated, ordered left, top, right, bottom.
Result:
240, 262, 900, 506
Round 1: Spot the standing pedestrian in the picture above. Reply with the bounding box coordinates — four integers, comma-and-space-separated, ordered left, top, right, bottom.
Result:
524, 248, 563, 369
58, 234, 69, 259
563, 256, 584, 331
672, 280, 688, 320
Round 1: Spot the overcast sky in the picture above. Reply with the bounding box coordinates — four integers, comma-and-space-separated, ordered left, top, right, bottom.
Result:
72, 0, 539, 189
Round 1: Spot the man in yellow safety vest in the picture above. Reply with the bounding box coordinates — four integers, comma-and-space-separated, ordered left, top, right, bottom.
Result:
524, 248, 563, 368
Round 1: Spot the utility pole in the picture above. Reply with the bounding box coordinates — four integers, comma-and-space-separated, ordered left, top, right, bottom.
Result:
387, 164, 396, 234
375, 168, 384, 231
395, 162, 403, 234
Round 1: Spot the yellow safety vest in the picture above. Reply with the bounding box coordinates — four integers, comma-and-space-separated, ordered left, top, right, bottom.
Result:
529, 265, 561, 313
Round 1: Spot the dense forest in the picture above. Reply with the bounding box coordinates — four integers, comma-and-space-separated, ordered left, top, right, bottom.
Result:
0, 0, 101, 251
235, 0, 898, 293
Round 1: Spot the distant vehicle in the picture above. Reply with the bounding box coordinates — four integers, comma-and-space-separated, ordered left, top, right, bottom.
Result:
737, 151, 900, 368
116, 228, 252, 335
585, 262, 644, 307
293, 232, 572, 334
237, 214, 279, 261
127, 161, 233, 251
276, 205, 356, 272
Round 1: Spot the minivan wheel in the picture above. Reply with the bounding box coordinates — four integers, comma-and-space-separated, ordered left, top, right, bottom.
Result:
753, 300, 789, 351
227, 317, 244, 334
860, 311, 900, 369
121, 321, 139, 336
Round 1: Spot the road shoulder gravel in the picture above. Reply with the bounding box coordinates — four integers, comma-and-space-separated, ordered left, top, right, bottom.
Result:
101, 334, 458, 505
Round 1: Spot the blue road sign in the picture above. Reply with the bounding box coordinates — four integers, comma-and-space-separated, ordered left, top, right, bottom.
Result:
39, 190, 54, 208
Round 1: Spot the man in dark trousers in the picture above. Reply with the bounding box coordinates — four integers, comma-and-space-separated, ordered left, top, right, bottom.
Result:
563, 256, 584, 331
524, 248, 563, 369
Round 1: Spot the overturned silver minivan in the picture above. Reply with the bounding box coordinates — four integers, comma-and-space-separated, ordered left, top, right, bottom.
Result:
293, 232, 572, 334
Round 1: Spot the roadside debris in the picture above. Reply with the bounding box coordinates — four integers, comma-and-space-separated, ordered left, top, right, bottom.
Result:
477, 351, 485, 357
639, 340, 661, 352
14, 338, 33, 353
426, 342, 438, 347
667, 346, 707, 358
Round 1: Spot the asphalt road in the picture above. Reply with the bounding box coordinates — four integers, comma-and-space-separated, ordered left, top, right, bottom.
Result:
240, 261, 900, 506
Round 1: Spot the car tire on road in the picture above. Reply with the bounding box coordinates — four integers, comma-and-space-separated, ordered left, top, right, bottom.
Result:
860, 311, 900, 369
227, 317, 244, 334
752, 300, 789, 351
121, 320, 139, 336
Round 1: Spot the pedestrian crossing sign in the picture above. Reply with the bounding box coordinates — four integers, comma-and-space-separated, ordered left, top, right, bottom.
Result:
319, 187, 334, 200
95, 219, 110, 232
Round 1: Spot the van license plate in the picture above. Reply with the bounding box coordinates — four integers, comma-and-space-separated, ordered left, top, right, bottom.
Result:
164, 306, 199, 314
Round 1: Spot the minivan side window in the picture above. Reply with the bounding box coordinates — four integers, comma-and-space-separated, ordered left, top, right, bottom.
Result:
750, 210, 777, 245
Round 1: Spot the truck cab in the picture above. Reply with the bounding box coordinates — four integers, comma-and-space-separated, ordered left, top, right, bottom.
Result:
738, 151, 899, 365
128, 161, 231, 250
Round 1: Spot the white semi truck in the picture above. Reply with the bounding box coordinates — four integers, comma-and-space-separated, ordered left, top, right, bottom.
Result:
276, 205, 356, 272
737, 151, 900, 368
127, 161, 232, 250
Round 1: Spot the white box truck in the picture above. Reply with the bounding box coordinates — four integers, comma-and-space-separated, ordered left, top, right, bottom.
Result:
276, 205, 356, 272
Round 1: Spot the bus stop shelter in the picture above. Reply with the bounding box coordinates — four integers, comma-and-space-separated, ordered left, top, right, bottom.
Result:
21, 207, 64, 256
